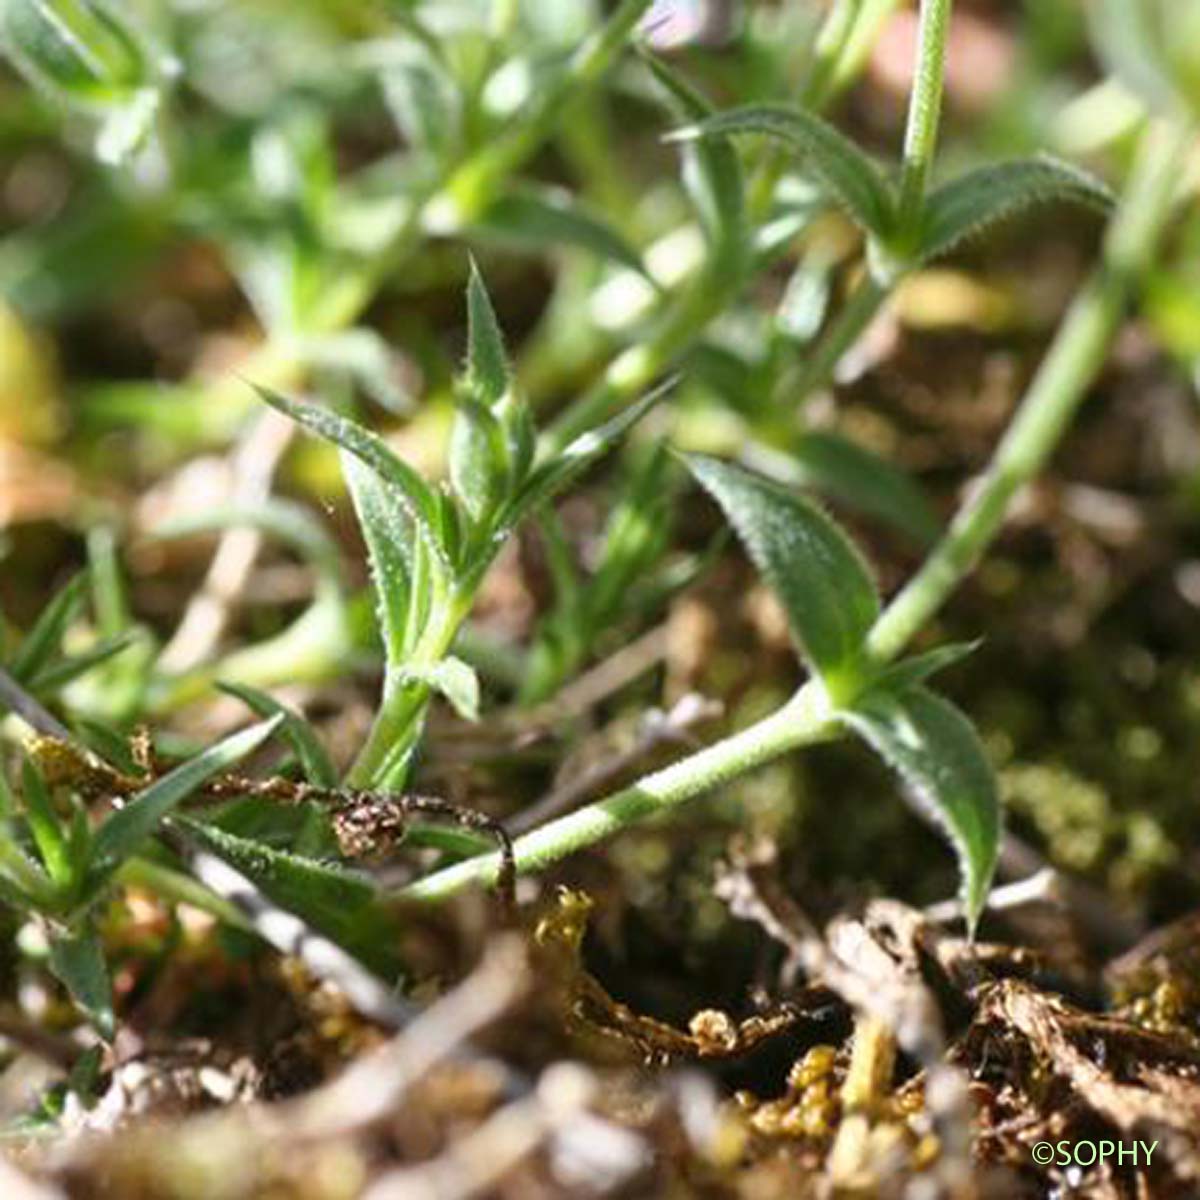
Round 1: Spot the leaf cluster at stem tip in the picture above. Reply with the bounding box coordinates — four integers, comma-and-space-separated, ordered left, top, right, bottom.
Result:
670, 105, 1113, 286
255, 260, 671, 789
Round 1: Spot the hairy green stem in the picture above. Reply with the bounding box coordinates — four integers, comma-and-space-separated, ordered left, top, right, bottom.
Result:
346, 686, 430, 789
897, 0, 953, 235
403, 685, 836, 899
346, 589, 471, 788
868, 116, 1190, 661
403, 116, 1189, 904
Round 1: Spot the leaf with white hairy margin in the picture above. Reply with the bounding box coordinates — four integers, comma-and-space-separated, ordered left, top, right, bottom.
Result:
465, 258, 510, 408
48, 924, 115, 1041
254, 384, 450, 571
685, 454, 879, 695
919, 157, 1113, 266
176, 817, 403, 981
341, 450, 413, 670
838, 684, 1000, 933
669, 103, 894, 240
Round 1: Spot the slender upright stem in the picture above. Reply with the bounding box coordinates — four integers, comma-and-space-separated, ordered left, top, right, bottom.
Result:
787, 274, 887, 402
347, 592, 471, 789
404, 116, 1190, 905
868, 117, 1190, 661
896, 0, 953, 235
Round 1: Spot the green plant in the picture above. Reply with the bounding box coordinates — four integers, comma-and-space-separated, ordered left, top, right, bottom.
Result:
0, 0, 1196, 1057
401, 65, 1193, 937
0, 712, 280, 1038
257, 262, 666, 790
670, 0, 1113, 410
0, 0, 175, 164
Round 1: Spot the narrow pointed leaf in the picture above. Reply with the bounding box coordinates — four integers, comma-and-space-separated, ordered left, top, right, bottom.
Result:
21, 760, 70, 889
396, 656, 480, 721
919, 157, 1114, 266
341, 450, 412, 670
671, 104, 894, 239
475, 186, 646, 275
870, 640, 982, 693
644, 53, 745, 259
176, 817, 402, 980
465, 259, 510, 407
27, 632, 137, 693
746, 433, 939, 546
502, 379, 672, 535
253, 384, 448, 570
217, 682, 337, 788
11, 572, 87, 683
87, 715, 283, 886
838, 684, 1000, 932
48, 925, 114, 1041
685, 454, 879, 692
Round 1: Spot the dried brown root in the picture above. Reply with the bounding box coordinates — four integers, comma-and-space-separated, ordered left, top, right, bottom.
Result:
532, 888, 826, 1065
